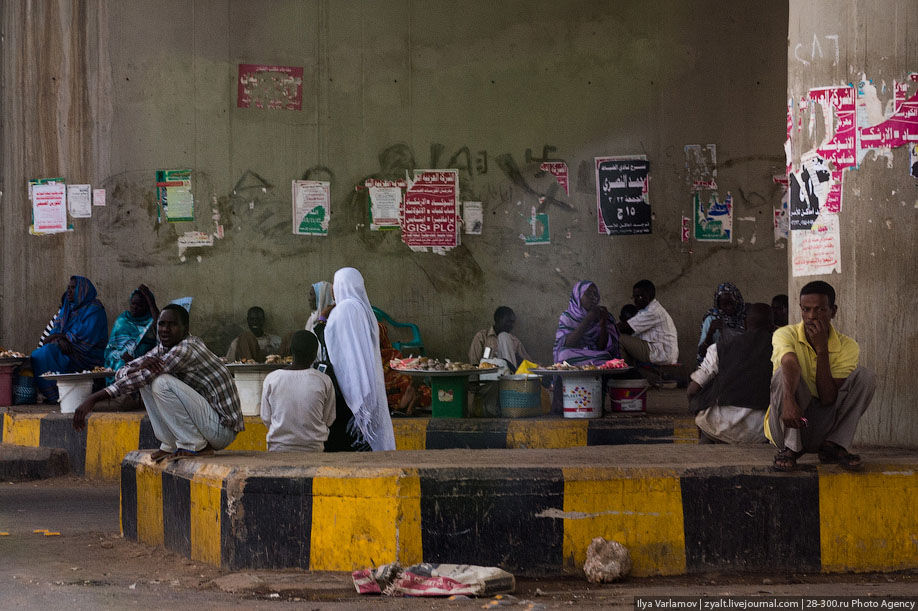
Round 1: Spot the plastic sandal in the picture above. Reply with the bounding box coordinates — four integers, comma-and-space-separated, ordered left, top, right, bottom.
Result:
773, 448, 801, 472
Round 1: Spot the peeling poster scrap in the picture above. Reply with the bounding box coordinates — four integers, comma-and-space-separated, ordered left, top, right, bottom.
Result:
595, 156, 651, 235
808, 85, 856, 170
402, 170, 459, 250
292, 180, 330, 236
522, 206, 550, 245
860, 75, 918, 150
693, 192, 733, 242
66, 184, 92, 219
539, 161, 569, 196
92, 188, 105, 207
684, 144, 717, 190
463, 201, 483, 235
237, 64, 303, 111
792, 212, 841, 277
773, 175, 789, 247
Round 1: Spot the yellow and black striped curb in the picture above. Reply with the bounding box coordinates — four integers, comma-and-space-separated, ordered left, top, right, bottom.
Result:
121, 451, 918, 577
1, 411, 697, 480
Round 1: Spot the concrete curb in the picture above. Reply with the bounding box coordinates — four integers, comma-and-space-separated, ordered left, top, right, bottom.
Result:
119, 447, 918, 577
2, 410, 697, 481
0, 442, 70, 481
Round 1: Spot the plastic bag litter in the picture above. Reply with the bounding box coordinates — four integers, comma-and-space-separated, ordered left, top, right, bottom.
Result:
352, 562, 515, 597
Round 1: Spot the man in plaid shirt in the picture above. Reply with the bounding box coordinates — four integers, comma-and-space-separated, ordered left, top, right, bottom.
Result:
74, 304, 243, 461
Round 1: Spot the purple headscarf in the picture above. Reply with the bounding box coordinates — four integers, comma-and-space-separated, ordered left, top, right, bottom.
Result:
553, 280, 620, 363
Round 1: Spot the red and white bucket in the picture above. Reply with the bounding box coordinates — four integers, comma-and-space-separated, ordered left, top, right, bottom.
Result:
562, 376, 603, 419
607, 378, 648, 413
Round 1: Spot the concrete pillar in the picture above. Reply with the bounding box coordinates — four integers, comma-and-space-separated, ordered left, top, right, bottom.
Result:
787, 0, 918, 446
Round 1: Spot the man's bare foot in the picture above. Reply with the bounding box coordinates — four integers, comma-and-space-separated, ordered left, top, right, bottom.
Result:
150, 449, 171, 463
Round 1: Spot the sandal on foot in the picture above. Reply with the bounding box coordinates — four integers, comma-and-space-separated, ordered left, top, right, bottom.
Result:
150, 449, 171, 463
167, 448, 214, 462
773, 448, 802, 472
818, 442, 862, 471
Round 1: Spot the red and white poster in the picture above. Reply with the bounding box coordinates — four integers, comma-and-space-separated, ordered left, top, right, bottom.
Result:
237, 64, 304, 111
792, 213, 841, 277
540, 161, 569, 196
32, 184, 68, 234
402, 170, 459, 249
859, 76, 918, 150
681, 216, 690, 243
808, 86, 856, 170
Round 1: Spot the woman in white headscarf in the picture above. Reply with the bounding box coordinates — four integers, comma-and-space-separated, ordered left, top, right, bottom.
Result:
305, 281, 334, 333
324, 267, 396, 451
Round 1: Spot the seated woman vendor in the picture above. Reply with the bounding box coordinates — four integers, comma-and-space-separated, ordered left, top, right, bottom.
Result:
104, 284, 159, 378
553, 280, 620, 366
31, 276, 108, 403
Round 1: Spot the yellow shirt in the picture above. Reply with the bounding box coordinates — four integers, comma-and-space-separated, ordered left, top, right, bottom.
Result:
764, 322, 859, 444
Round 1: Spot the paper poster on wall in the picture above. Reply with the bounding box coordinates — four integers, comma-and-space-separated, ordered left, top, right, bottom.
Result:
685, 144, 717, 190
595, 156, 651, 235
32, 184, 68, 234
292, 180, 330, 236
463, 201, 483, 235
693, 192, 733, 242
368, 186, 401, 230
808, 86, 856, 170
539, 161, 569, 196
92, 188, 106, 207
789, 155, 841, 230
237, 64, 304, 111
792, 212, 841, 277
67, 184, 92, 218
909, 143, 918, 178
859, 76, 918, 150
522, 207, 550, 245
401, 170, 459, 249
156, 169, 194, 222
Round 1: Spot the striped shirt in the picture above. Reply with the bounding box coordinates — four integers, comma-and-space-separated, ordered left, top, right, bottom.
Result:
103, 336, 244, 432
627, 299, 679, 364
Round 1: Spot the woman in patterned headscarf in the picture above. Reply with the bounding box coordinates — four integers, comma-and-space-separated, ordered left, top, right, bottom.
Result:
697, 281, 746, 364
31, 276, 108, 403
553, 280, 620, 366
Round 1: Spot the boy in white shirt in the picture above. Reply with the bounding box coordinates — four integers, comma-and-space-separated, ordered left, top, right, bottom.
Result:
617, 279, 679, 365
260, 330, 336, 452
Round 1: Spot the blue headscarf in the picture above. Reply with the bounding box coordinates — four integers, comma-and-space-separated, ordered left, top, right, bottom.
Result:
50, 276, 108, 370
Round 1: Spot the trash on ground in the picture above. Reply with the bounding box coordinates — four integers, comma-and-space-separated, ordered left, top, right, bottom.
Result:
583, 536, 631, 583
353, 562, 515, 597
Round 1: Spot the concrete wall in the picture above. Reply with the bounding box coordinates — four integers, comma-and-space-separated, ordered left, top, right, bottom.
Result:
787, 0, 918, 447
1, 0, 788, 367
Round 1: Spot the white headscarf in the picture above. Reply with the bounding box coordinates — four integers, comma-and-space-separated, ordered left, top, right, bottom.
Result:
325, 268, 395, 451
305, 281, 334, 332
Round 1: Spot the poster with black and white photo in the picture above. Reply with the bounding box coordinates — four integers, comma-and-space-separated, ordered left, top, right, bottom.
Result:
595, 156, 651, 235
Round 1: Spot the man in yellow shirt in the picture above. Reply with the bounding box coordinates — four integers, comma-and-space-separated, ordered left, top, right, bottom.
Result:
767, 281, 875, 471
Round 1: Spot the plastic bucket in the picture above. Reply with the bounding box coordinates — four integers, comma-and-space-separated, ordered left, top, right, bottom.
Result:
499, 375, 541, 418
431, 376, 467, 418
0, 365, 14, 407
59, 379, 93, 414
234, 371, 268, 416
562, 376, 603, 419
607, 378, 649, 413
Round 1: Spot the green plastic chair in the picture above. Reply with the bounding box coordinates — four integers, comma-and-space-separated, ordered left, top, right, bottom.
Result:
372, 306, 425, 355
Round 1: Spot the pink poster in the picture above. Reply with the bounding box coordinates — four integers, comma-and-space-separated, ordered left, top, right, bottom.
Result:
808, 86, 856, 170
402, 171, 459, 248
237, 64, 304, 111
539, 161, 569, 196
859, 81, 918, 150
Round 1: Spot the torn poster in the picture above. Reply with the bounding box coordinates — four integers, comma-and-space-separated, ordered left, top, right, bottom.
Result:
681, 216, 690, 243
67, 184, 92, 218
292, 180, 330, 236
522, 206, 550, 245
156, 169, 194, 222
402, 170, 459, 249
92, 188, 105, 207
789, 154, 842, 230
368, 186, 401, 230
237, 64, 303, 111
540, 161, 569, 196
463, 201, 483, 235
684, 144, 717, 190
808, 85, 856, 170
792, 212, 841, 277
595, 156, 651, 235
859, 77, 918, 150
31, 183, 68, 234
773, 175, 789, 247
693, 191, 733, 242
785, 98, 794, 173
910, 143, 918, 178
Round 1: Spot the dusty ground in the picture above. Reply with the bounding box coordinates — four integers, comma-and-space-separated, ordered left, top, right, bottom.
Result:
2, 476, 917, 610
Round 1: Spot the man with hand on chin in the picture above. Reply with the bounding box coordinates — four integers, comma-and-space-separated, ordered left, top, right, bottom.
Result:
73, 304, 243, 462
767, 281, 875, 471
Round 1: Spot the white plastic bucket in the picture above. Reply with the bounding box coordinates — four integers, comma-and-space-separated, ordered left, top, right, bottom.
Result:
562, 376, 603, 419
607, 378, 649, 412
234, 371, 268, 416
59, 380, 93, 414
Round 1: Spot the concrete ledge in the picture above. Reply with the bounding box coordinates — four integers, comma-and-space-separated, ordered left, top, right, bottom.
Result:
120, 445, 918, 577
0, 443, 70, 481
1, 410, 697, 481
